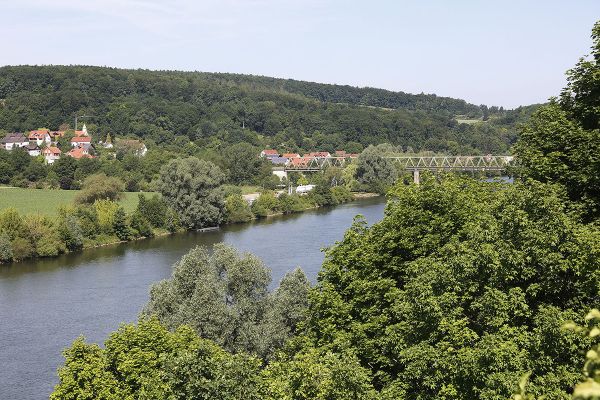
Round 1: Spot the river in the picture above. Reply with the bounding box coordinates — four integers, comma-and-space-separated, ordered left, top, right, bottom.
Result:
0, 197, 385, 400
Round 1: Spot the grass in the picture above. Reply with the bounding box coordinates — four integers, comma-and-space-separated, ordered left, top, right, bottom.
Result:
0, 187, 152, 217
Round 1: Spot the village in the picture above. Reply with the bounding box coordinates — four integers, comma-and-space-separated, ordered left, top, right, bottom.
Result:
259, 149, 359, 167
0, 124, 147, 164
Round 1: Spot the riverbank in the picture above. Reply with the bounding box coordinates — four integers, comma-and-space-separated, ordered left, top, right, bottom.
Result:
0, 191, 381, 265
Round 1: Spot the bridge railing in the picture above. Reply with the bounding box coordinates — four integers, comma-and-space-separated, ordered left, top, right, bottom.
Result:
283, 155, 514, 172
386, 155, 514, 171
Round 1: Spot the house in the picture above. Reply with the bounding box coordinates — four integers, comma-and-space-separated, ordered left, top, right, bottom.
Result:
28, 129, 52, 146
42, 146, 61, 164
67, 146, 93, 160
282, 153, 300, 159
307, 151, 331, 159
269, 156, 289, 165
25, 143, 41, 157
1, 133, 29, 150
71, 136, 92, 147
260, 149, 279, 158
49, 130, 65, 142
289, 157, 312, 168
335, 150, 347, 157
116, 139, 147, 156
74, 124, 89, 137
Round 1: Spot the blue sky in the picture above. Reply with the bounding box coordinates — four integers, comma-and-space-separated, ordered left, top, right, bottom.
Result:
1, 0, 598, 108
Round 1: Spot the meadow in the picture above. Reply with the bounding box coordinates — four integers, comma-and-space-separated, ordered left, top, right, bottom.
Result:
0, 187, 148, 217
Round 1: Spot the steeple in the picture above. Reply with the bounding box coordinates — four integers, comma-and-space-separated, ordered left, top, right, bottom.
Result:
82, 124, 88, 136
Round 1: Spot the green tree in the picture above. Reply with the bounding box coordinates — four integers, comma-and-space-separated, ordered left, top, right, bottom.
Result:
136, 194, 168, 228
52, 156, 78, 190
0, 208, 25, 240
51, 318, 263, 400
225, 194, 254, 223
75, 173, 125, 204
223, 142, 266, 185
303, 176, 600, 399
262, 348, 377, 400
0, 233, 13, 263
355, 145, 397, 193
143, 244, 310, 360
158, 157, 226, 229
112, 207, 132, 241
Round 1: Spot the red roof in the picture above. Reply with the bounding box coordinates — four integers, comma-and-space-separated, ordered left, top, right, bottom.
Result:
289, 157, 312, 167
308, 151, 331, 158
67, 147, 93, 159
282, 153, 300, 158
28, 130, 49, 139
42, 146, 61, 156
49, 130, 65, 138
71, 136, 91, 143
74, 130, 87, 137
261, 149, 279, 155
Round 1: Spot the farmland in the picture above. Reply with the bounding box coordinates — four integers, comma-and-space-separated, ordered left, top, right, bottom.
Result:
0, 187, 149, 216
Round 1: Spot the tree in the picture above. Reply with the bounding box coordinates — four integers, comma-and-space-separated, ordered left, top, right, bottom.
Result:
225, 194, 254, 223
75, 173, 125, 204
560, 21, 600, 130
355, 145, 398, 193
51, 318, 263, 400
303, 176, 600, 398
52, 156, 77, 190
143, 244, 310, 360
262, 348, 377, 400
158, 157, 226, 229
136, 194, 168, 228
112, 207, 132, 241
515, 21, 600, 220
223, 142, 266, 185
0, 233, 13, 263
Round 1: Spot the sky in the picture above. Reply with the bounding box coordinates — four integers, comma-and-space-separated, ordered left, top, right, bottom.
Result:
0, 0, 598, 108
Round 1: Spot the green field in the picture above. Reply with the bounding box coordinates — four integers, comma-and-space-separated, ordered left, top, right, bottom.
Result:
0, 187, 151, 217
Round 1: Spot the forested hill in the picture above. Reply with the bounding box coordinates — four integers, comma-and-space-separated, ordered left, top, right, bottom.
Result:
193, 73, 484, 116
0, 65, 535, 153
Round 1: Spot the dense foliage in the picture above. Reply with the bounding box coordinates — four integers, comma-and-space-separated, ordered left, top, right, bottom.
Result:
0, 65, 531, 155
515, 21, 600, 220
303, 176, 600, 398
143, 244, 310, 360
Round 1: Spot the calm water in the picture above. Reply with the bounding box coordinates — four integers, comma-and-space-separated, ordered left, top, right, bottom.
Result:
0, 197, 385, 400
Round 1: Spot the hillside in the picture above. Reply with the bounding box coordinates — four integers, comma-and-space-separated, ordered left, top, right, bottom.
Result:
0, 65, 535, 154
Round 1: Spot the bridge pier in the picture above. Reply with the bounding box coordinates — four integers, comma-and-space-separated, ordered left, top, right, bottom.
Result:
413, 170, 420, 185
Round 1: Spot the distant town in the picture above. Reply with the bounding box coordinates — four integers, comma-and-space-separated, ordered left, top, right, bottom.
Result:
0, 125, 147, 164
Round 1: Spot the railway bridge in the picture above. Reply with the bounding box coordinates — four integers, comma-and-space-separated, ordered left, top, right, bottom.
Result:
282, 155, 514, 183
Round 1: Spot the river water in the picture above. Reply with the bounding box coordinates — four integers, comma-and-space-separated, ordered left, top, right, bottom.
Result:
0, 197, 385, 400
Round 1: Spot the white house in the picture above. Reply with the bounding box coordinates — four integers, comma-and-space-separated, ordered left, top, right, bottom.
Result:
28, 130, 52, 146
25, 143, 41, 157
1, 133, 29, 150
42, 146, 61, 164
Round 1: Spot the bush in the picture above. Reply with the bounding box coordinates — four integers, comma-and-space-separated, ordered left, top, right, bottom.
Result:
57, 214, 84, 251
165, 207, 181, 233
11, 237, 33, 261
0, 233, 13, 263
113, 207, 133, 241
75, 173, 125, 204
136, 194, 167, 228
94, 200, 119, 234
74, 206, 100, 238
330, 186, 354, 203
130, 212, 154, 238
0, 208, 25, 240
251, 191, 280, 218
225, 194, 254, 223
278, 193, 307, 214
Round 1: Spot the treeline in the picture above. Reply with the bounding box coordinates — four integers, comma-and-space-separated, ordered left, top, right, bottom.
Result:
0, 65, 531, 154
49, 21, 600, 399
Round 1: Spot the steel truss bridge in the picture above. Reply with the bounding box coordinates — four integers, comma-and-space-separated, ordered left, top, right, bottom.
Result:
282, 155, 514, 183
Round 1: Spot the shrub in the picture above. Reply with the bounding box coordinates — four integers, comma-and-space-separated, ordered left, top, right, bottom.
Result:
130, 212, 154, 238
75, 173, 125, 204
57, 214, 84, 251
0, 208, 25, 240
94, 200, 119, 234
251, 191, 280, 218
74, 206, 100, 238
11, 237, 34, 261
0, 233, 13, 263
331, 186, 354, 203
278, 193, 307, 214
136, 194, 167, 228
113, 207, 133, 241
225, 194, 254, 223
